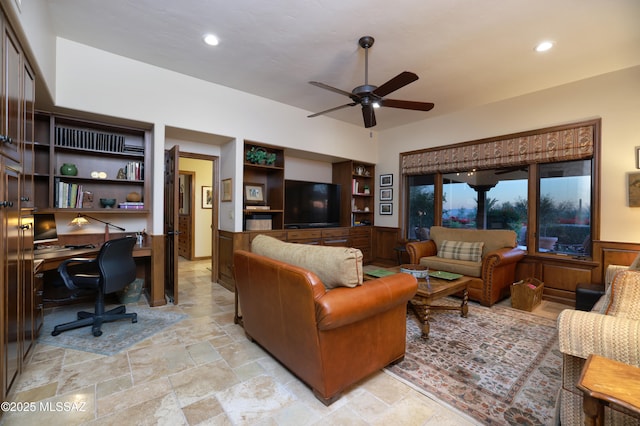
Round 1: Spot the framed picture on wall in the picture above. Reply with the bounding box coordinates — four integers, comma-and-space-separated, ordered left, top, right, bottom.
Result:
380, 188, 393, 201
202, 186, 213, 209
380, 174, 393, 187
380, 203, 393, 215
221, 178, 232, 202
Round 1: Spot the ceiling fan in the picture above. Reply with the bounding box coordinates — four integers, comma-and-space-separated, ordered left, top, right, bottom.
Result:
307, 36, 434, 128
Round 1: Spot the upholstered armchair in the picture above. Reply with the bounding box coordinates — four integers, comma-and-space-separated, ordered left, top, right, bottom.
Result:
557, 268, 640, 425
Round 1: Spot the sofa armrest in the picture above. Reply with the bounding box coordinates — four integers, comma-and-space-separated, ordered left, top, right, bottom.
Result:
316, 274, 417, 331
557, 309, 640, 365
406, 240, 437, 264
483, 247, 526, 271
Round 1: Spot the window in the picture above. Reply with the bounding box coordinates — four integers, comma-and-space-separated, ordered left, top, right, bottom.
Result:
407, 175, 435, 240
538, 160, 591, 255
442, 168, 528, 236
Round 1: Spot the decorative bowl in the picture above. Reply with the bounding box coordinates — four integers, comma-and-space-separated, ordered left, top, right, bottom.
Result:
126, 191, 142, 202
400, 264, 429, 279
100, 198, 116, 208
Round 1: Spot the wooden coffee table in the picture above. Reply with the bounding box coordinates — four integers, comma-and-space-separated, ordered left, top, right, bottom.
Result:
363, 265, 471, 338
410, 274, 470, 338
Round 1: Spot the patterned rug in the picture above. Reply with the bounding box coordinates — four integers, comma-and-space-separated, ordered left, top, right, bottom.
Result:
38, 303, 187, 356
386, 299, 561, 426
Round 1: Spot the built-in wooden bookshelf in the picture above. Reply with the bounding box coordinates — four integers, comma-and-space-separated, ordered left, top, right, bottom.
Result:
242, 142, 285, 230
29, 112, 150, 214
332, 160, 375, 227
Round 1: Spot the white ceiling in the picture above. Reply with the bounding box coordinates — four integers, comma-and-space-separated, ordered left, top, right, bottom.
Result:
46, 0, 640, 130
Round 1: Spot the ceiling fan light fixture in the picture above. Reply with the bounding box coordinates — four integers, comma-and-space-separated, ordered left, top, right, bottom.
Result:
535, 40, 554, 52
203, 34, 219, 46
372, 101, 381, 108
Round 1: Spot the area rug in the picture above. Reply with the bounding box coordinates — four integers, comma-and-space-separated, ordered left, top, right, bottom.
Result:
38, 304, 187, 356
386, 299, 561, 426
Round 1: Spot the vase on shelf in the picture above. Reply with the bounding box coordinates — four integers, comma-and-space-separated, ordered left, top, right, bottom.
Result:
60, 163, 78, 176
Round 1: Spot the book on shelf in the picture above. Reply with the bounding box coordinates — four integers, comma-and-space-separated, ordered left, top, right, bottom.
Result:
119, 202, 145, 210
55, 178, 86, 208
245, 205, 271, 210
124, 161, 144, 180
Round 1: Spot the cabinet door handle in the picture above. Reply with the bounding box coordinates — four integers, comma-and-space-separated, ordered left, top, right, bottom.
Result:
20, 224, 31, 230
0, 201, 14, 208
0, 135, 13, 144
21, 196, 30, 202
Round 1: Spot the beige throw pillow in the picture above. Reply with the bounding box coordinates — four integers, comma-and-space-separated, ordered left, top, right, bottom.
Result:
251, 234, 363, 289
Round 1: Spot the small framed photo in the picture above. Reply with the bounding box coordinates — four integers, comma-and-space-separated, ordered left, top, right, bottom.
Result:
244, 182, 265, 205
201, 186, 213, 209
221, 178, 232, 202
380, 188, 393, 201
379, 203, 393, 215
380, 174, 393, 187
636, 147, 640, 169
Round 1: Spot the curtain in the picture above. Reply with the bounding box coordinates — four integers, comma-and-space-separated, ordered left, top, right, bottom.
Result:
401, 121, 597, 175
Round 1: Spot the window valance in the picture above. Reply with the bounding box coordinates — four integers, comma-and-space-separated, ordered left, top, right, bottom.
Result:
401, 121, 597, 175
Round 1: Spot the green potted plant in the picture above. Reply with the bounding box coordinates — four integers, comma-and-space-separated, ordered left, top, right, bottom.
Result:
246, 146, 267, 164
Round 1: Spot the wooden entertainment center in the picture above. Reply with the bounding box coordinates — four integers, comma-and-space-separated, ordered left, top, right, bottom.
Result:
218, 141, 376, 291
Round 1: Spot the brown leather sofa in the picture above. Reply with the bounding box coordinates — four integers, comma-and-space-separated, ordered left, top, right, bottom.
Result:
406, 226, 525, 306
234, 245, 417, 405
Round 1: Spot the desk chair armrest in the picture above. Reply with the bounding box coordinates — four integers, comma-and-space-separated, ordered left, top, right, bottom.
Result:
57, 257, 97, 290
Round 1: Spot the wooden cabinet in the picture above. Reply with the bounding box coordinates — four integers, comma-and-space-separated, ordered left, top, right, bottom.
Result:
0, 10, 34, 401
243, 142, 284, 231
30, 112, 150, 214
332, 161, 375, 227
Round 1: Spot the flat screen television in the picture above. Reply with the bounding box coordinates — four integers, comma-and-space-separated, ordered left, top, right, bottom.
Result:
285, 180, 341, 228
33, 213, 59, 245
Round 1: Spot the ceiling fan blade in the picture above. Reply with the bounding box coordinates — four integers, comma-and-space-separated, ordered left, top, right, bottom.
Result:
309, 81, 354, 98
307, 102, 357, 118
381, 99, 435, 111
373, 71, 419, 98
362, 104, 376, 128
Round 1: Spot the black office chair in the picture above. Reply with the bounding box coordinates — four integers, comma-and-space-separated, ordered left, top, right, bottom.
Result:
52, 236, 138, 337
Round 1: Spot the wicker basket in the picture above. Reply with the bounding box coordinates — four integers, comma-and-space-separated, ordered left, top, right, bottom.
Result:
510, 277, 544, 311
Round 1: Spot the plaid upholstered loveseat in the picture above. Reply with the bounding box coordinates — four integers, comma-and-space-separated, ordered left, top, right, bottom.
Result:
406, 226, 526, 306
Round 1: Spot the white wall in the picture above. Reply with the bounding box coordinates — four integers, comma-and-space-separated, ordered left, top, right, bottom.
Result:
376, 66, 640, 244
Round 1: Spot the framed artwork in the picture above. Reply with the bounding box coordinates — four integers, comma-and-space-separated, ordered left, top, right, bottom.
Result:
244, 182, 265, 204
629, 172, 640, 207
379, 203, 393, 215
380, 188, 393, 201
636, 147, 640, 169
201, 186, 213, 209
380, 174, 393, 187
221, 178, 232, 202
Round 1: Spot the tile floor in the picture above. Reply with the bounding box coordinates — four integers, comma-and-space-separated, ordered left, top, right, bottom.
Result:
2, 259, 566, 425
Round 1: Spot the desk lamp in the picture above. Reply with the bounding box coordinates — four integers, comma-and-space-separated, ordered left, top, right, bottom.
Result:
69, 214, 126, 242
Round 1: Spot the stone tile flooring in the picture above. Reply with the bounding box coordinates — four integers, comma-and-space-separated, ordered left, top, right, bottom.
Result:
2, 259, 565, 425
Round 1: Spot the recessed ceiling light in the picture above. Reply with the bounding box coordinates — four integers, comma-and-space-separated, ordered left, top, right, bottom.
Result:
203, 34, 219, 46
535, 41, 554, 52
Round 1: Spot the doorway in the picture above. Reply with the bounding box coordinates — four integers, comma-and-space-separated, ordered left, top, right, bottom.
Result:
178, 153, 219, 282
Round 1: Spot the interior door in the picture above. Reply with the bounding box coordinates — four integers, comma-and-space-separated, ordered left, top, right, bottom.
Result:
164, 146, 179, 304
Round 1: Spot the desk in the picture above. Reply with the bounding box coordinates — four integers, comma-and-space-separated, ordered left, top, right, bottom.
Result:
35, 245, 155, 307
577, 354, 640, 425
